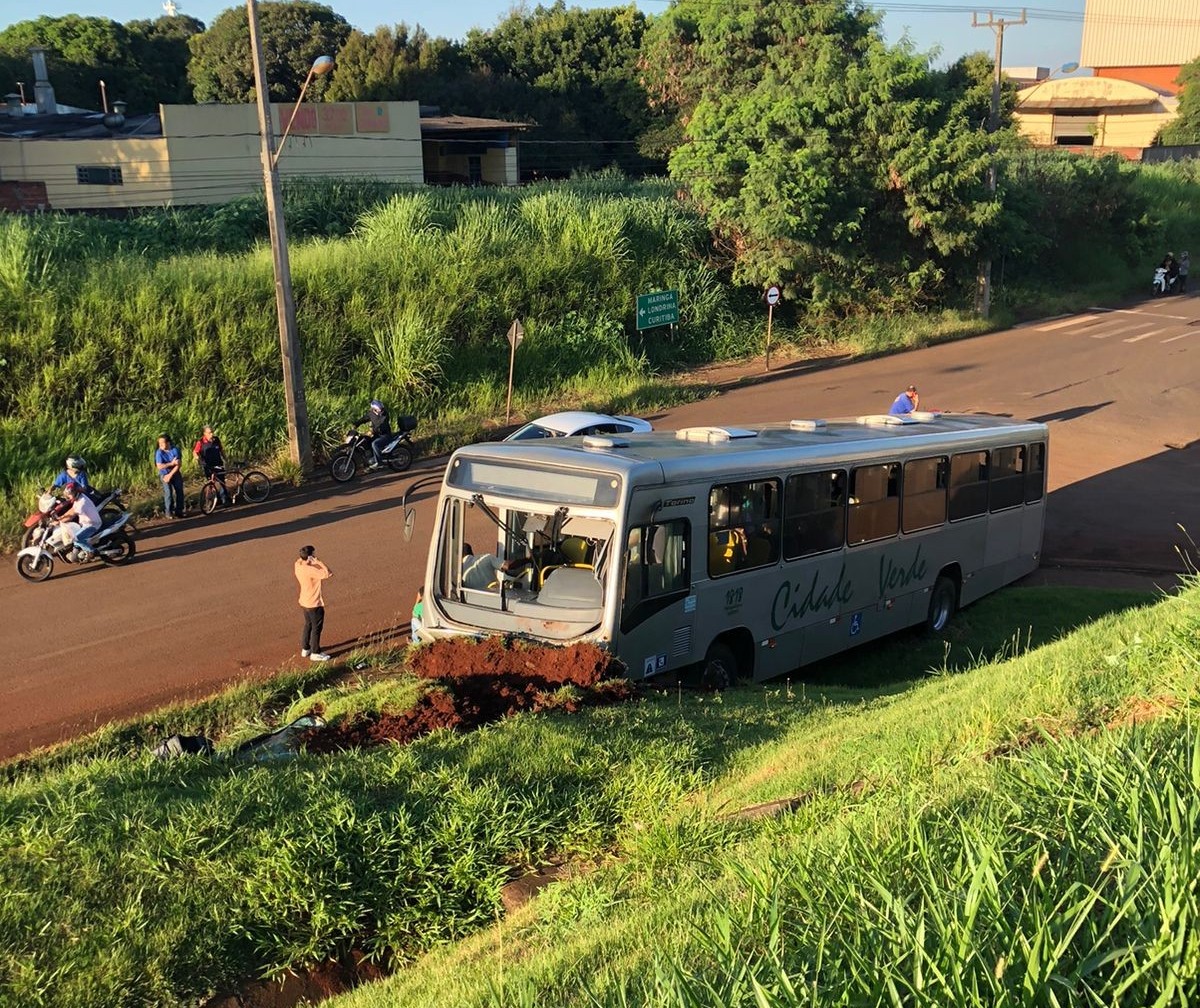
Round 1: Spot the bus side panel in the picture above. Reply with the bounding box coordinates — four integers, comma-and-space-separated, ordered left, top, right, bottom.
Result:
968, 507, 1026, 603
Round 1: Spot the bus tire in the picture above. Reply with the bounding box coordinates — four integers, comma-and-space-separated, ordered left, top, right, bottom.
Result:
700, 641, 737, 691
926, 576, 958, 633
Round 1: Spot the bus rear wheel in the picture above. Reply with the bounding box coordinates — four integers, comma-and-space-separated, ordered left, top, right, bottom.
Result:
700, 641, 737, 691
926, 576, 958, 632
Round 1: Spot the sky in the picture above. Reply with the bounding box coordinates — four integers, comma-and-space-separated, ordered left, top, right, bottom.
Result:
3, 1, 1088, 71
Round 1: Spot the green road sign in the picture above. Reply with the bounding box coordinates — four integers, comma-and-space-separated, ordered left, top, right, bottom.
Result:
636, 289, 679, 331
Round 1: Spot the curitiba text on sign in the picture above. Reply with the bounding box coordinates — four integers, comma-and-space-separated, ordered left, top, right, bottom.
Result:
636, 289, 680, 331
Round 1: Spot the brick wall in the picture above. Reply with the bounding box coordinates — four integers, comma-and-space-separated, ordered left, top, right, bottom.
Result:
0, 180, 50, 211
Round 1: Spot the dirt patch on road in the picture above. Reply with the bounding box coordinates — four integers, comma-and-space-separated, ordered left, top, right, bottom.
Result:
305, 638, 633, 753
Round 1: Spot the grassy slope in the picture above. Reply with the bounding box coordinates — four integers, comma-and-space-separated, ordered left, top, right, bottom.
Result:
328, 581, 1199, 1008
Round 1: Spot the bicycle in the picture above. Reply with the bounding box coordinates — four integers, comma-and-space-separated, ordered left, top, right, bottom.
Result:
201, 461, 272, 515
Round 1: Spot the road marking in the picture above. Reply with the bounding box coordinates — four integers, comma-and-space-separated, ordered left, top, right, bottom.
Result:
1087, 319, 1146, 339
1087, 306, 1192, 321
1123, 329, 1166, 343
1038, 314, 1103, 331
1162, 331, 1193, 343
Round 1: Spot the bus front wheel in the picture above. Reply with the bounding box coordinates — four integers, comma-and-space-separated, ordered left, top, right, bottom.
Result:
700, 641, 737, 691
926, 576, 958, 633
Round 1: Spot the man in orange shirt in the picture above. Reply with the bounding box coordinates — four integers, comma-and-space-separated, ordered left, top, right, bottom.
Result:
295, 544, 333, 662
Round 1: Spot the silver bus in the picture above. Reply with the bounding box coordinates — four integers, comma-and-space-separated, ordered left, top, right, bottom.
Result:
415, 413, 1048, 685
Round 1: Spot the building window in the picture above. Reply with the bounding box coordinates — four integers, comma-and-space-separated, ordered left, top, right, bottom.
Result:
1051, 113, 1098, 146
76, 165, 123, 186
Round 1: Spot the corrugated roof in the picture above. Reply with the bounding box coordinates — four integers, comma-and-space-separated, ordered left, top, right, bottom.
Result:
0, 111, 161, 140
1081, 0, 1200, 68
419, 114, 528, 134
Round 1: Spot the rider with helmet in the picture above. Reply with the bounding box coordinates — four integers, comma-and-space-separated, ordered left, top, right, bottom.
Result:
52, 455, 91, 493
55, 481, 102, 560
353, 399, 393, 470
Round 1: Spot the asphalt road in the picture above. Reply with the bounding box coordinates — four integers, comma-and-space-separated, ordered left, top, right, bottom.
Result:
3, 294, 1198, 759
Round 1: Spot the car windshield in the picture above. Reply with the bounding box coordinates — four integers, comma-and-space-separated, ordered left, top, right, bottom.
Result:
508, 423, 561, 441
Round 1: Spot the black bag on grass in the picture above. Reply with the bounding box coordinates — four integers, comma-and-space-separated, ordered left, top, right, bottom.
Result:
152, 734, 214, 760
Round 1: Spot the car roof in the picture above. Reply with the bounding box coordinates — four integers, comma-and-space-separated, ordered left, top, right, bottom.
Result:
528, 411, 634, 433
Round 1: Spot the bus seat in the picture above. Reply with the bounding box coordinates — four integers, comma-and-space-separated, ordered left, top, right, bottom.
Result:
539, 562, 594, 587
745, 535, 773, 567
539, 567, 603, 608
559, 535, 593, 565
709, 531, 740, 575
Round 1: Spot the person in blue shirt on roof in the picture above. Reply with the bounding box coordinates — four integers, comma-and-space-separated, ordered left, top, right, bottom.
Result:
888, 384, 920, 416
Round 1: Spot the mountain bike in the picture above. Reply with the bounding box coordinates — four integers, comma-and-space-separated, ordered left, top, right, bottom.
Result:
201, 462, 271, 515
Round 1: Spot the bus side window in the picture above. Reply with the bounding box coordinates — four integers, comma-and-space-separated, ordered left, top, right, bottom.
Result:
902, 456, 948, 533
848, 463, 900, 545
708, 480, 780, 576
949, 450, 989, 520
990, 445, 1026, 511
1026, 442, 1046, 503
783, 469, 846, 558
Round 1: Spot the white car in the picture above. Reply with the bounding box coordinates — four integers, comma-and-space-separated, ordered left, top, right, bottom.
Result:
505, 411, 653, 442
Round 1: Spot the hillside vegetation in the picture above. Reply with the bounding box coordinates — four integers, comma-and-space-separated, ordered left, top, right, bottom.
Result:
0, 581, 1194, 1007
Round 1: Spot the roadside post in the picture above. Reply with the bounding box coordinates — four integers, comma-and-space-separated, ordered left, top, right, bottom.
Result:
636, 289, 680, 332
504, 319, 524, 424
764, 285, 781, 371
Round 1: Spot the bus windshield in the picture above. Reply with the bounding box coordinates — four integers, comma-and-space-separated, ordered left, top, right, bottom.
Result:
430, 494, 615, 640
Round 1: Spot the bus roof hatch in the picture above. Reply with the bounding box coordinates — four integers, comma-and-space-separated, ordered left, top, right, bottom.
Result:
674, 426, 759, 443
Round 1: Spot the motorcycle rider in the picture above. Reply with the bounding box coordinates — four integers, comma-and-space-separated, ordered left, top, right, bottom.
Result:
1162, 253, 1180, 293
55, 481, 102, 560
353, 399, 393, 470
52, 455, 91, 493
192, 424, 229, 505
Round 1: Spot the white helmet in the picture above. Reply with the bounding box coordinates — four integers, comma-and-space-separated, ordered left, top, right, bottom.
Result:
65, 455, 87, 472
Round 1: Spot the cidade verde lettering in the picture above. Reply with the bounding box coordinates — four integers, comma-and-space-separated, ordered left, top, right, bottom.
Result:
771, 565, 854, 632
878, 545, 928, 597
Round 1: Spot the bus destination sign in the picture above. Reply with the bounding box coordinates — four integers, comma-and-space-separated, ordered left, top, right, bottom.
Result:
636, 289, 680, 331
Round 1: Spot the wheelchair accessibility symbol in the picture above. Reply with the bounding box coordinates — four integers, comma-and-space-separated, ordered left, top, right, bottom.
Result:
850, 612, 862, 636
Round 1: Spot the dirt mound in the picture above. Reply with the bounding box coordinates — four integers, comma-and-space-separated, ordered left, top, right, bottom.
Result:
306, 639, 632, 753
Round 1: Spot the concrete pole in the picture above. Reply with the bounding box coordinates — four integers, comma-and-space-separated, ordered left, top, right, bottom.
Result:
247, 0, 312, 473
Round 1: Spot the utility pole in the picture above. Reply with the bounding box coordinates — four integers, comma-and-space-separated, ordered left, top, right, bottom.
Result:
972, 8, 1026, 321
247, 0, 312, 473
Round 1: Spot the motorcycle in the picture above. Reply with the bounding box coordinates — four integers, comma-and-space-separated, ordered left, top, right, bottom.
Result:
20, 485, 132, 549
329, 415, 418, 482
1153, 266, 1178, 297
16, 492, 136, 582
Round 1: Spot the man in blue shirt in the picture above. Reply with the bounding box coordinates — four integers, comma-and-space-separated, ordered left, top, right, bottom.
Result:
52, 455, 90, 492
888, 385, 920, 415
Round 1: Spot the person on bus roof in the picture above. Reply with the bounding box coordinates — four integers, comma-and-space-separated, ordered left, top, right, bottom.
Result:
888, 385, 920, 415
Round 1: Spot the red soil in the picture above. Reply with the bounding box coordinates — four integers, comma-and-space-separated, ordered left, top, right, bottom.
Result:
305, 639, 633, 753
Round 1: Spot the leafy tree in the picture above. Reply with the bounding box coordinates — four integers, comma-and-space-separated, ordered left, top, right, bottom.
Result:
187, 2, 351, 103
641, 0, 1001, 309
325, 23, 468, 103
1158, 53, 1200, 145
0, 14, 199, 113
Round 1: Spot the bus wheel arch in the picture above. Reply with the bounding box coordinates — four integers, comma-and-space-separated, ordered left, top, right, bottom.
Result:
926, 566, 961, 633
700, 629, 754, 689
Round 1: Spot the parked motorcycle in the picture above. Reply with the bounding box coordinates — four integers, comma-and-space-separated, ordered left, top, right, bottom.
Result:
329, 416, 418, 482
1153, 266, 1178, 297
16, 492, 136, 582
20, 485, 132, 549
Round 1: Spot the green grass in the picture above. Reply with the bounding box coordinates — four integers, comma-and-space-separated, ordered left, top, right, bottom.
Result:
0, 582, 1171, 1007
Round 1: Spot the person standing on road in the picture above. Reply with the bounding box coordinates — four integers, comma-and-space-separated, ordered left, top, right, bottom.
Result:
1180, 251, 1190, 293
888, 384, 920, 415
154, 434, 185, 518
193, 425, 229, 505
295, 545, 333, 662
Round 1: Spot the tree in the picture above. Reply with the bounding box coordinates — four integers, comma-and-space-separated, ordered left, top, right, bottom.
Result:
0, 14, 200, 113
1158, 53, 1200, 145
640, 0, 1001, 308
187, 2, 351, 104
324, 23, 468, 103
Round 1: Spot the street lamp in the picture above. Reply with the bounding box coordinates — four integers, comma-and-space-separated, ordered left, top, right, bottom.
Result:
274, 54, 334, 168
246, 0, 332, 474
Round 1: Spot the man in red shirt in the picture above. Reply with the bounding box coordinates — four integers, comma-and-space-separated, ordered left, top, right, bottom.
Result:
294, 544, 333, 662
193, 425, 229, 505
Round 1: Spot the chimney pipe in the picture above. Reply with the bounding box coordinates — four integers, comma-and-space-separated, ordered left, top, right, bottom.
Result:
5, 94, 22, 118
30, 46, 57, 115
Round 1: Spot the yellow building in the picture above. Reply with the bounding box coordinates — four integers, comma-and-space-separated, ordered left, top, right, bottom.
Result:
0, 100, 524, 211
1012, 0, 1198, 158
